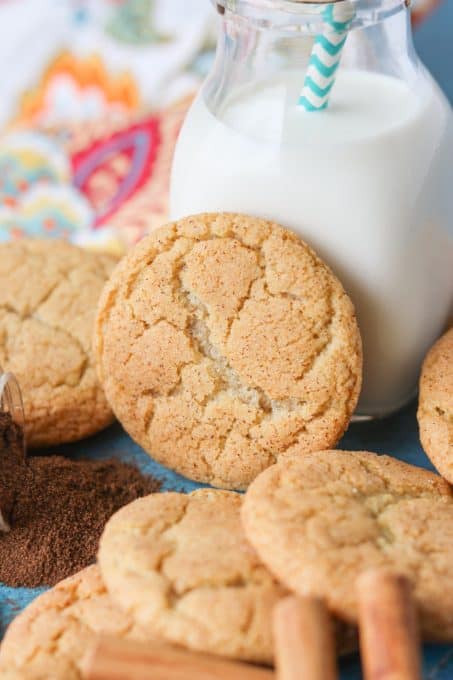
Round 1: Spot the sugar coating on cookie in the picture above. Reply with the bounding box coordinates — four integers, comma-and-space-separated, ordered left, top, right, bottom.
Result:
418, 328, 453, 482
98, 489, 287, 664
95, 213, 362, 488
0, 239, 116, 446
0, 566, 147, 679
242, 450, 453, 641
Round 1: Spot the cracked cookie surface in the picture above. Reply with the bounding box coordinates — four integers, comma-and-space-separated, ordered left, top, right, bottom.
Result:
0, 566, 148, 679
95, 213, 362, 488
418, 328, 453, 482
0, 239, 116, 446
242, 450, 453, 641
98, 489, 287, 664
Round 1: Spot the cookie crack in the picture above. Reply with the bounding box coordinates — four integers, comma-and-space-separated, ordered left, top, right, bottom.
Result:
152, 503, 274, 613
30, 313, 90, 388
1, 308, 90, 390
297, 471, 449, 559
222, 269, 263, 346
181, 286, 287, 423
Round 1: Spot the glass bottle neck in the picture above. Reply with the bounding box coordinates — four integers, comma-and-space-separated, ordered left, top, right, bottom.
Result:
206, 0, 418, 113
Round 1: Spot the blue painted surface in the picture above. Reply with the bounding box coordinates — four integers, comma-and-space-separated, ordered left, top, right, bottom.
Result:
0, 6, 451, 678
415, 0, 453, 104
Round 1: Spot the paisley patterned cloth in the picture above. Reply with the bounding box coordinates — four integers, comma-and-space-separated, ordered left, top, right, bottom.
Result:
0, 0, 208, 252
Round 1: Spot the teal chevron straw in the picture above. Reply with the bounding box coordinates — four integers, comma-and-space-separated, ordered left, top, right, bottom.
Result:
299, 1, 355, 111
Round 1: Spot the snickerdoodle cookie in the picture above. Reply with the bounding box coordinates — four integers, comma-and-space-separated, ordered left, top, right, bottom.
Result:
242, 450, 453, 641
418, 328, 453, 482
0, 566, 147, 679
0, 239, 116, 446
95, 213, 362, 488
98, 489, 287, 664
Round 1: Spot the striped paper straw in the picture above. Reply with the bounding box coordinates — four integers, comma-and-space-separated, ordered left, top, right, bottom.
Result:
299, 1, 355, 111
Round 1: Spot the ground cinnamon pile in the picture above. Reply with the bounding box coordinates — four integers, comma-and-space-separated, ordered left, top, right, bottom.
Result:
0, 412, 161, 588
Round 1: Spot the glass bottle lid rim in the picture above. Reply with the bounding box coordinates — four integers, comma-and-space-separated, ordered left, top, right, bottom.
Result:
214, 0, 408, 23
215, 0, 408, 9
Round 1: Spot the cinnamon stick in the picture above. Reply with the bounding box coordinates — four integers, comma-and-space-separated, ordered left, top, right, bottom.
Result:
356, 569, 421, 680
82, 636, 274, 680
273, 595, 338, 680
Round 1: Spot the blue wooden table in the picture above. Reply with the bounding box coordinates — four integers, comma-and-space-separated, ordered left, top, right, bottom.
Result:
0, 5, 452, 677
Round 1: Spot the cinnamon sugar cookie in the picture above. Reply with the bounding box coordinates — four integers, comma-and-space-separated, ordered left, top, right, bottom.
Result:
0, 239, 116, 446
0, 566, 147, 679
98, 489, 287, 664
242, 450, 453, 641
418, 328, 453, 482
95, 213, 362, 488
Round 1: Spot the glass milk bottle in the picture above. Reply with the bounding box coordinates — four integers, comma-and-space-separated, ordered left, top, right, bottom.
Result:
170, 0, 453, 417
